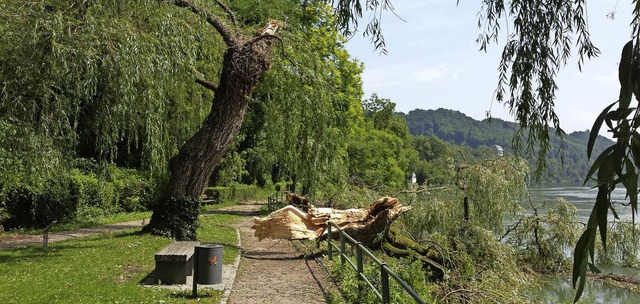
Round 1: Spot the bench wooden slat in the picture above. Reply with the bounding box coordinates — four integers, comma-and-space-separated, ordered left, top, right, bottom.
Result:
155, 241, 199, 262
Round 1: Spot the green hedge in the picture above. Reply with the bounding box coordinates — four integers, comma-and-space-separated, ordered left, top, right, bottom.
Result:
3, 181, 76, 229
203, 185, 268, 204
1, 162, 151, 230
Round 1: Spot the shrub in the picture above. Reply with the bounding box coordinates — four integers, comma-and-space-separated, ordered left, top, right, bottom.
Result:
1, 159, 152, 230
3, 180, 76, 229
203, 185, 266, 204
144, 196, 200, 240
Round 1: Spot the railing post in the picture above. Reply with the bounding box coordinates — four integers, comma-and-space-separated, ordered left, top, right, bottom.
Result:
340, 231, 345, 264
327, 223, 332, 260
356, 242, 363, 294
381, 264, 390, 304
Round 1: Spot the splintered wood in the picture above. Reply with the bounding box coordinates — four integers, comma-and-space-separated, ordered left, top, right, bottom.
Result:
252, 197, 411, 245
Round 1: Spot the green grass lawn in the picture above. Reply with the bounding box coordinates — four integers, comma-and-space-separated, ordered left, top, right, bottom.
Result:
0, 205, 241, 304
4, 201, 240, 236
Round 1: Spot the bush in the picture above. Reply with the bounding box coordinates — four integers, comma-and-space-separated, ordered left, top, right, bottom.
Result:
1, 159, 152, 230
203, 185, 266, 204
3, 180, 76, 229
144, 196, 200, 240
70, 164, 151, 212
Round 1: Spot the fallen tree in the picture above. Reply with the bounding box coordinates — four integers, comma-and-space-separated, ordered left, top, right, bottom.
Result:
252, 196, 446, 280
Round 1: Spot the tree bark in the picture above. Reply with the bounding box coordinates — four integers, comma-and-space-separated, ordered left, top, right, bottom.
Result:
165, 42, 272, 198
143, 10, 281, 238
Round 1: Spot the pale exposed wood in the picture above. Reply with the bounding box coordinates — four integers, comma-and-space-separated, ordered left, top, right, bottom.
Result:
252, 197, 411, 247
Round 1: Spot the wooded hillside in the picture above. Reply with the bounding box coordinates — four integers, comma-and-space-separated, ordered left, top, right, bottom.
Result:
400, 108, 614, 183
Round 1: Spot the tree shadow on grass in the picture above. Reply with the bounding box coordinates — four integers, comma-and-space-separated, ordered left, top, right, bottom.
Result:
201, 208, 263, 217
242, 250, 325, 261
168, 289, 221, 301
0, 243, 102, 264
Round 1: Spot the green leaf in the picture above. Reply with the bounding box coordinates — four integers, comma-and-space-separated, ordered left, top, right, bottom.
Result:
631, 132, 640, 170
596, 185, 609, 251
605, 108, 635, 121
609, 202, 620, 220
587, 262, 601, 274
573, 205, 600, 302
619, 40, 633, 87
622, 158, 638, 217
583, 146, 615, 185
597, 158, 614, 182
572, 228, 592, 302
572, 230, 589, 286
587, 101, 617, 159
611, 142, 625, 178
619, 40, 633, 109
574, 264, 587, 304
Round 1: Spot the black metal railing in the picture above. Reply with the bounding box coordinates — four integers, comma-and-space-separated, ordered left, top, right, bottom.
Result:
321, 222, 425, 304
267, 191, 286, 212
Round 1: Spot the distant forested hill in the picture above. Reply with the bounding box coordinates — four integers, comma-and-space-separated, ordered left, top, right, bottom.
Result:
400, 108, 614, 183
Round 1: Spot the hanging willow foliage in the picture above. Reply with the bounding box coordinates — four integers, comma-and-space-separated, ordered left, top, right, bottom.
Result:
0, 0, 223, 178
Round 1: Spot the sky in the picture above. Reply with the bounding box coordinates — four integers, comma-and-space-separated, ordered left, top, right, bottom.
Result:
344, 0, 634, 135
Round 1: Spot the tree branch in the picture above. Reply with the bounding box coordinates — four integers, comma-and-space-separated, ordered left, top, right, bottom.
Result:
214, 0, 238, 33
191, 68, 217, 92
173, 0, 236, 46
247, 34, 282, 46
195, 76, 217, 92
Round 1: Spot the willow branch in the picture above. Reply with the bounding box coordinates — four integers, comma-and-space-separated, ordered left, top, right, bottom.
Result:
195, 76, 217, 92
173, 0, 235, 46
214, 0, 238, 33
191, 68, 217, 92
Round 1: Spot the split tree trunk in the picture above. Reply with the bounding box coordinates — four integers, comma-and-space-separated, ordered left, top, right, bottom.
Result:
253, 196, 447, 280
165, 43, 272, 198
252, 197, 411, 248
143, 2, 280, 239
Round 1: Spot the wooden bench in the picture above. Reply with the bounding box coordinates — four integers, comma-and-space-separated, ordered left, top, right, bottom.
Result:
154, 241, 200, 284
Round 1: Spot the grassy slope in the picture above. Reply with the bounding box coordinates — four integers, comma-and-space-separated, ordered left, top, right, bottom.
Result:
0, 204, 240, 303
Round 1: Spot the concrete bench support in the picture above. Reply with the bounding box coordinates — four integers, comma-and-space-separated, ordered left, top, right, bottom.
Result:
154, 241, 200, 284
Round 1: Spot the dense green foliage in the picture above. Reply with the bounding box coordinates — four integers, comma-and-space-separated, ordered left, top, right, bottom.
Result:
143, 196, 200, 240
326, 157, 541, 303
1, 160, 151, 230
402, 108, 615, 183
507, 198, 581, 273
0, 0, 219, 176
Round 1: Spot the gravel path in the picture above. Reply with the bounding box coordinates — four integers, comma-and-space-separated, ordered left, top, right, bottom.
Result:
223, 202, 334, 304
0, 220, 145, 250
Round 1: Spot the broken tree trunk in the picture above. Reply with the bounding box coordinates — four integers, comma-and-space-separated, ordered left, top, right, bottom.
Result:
252, 195, 447, 281
252, 197, 410, 248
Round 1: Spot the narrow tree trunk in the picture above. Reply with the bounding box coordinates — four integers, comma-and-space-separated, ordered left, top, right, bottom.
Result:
143, 20, 279, 239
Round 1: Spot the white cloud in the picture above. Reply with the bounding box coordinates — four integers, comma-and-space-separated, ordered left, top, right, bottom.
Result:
413, 63, 461, 83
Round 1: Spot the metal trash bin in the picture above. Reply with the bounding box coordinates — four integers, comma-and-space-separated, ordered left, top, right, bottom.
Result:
195, 244, 223, 284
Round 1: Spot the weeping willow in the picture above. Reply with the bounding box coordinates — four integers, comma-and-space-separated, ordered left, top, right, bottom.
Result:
0, 0, 223, 179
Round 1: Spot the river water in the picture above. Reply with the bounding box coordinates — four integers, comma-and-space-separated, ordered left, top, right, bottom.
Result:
529, 186, 632, 221
529, 186, 640, 303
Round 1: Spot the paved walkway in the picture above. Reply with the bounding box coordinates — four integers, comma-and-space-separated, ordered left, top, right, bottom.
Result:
225, 202, 333, 304
0, 220, 146, 250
